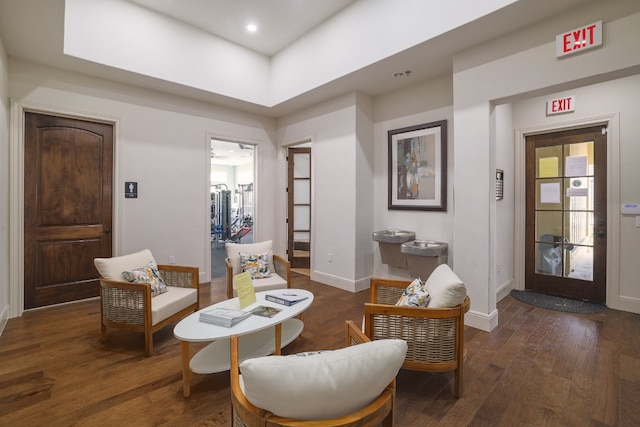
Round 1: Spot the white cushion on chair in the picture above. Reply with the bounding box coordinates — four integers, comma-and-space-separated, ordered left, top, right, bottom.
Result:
151, 286, 197, 325
226, 241, 275, 274
425, 264, 467, 308
231, 274, 288, 297
94, 249, 156, 280
239, 339, 407, 420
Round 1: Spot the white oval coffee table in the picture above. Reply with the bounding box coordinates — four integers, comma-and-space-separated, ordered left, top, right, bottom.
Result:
174, 289, 313, 397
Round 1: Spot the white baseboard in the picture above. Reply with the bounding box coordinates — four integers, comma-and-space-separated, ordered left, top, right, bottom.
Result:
616, 295, 640, 315
0, 304, 9, 337
310, 271, 370, 293
496, 279, 514, 302
465, 308, 499, 332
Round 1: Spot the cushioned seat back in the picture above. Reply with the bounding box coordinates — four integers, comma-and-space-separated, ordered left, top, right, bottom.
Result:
239, 339, 407, 420
225, 240, 275, 274
94, 249, 156, 280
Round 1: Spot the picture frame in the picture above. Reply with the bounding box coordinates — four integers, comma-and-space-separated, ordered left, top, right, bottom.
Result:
388, 120, 447, 211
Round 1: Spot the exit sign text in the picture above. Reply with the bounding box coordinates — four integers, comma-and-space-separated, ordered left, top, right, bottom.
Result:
556, 21, 602, 58
547, 95, 576, 115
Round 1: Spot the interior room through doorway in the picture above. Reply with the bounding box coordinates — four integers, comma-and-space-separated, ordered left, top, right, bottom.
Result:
210, 139, 255, 278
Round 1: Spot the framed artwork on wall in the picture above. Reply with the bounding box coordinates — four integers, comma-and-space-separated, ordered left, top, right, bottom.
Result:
388, 120, 447, 211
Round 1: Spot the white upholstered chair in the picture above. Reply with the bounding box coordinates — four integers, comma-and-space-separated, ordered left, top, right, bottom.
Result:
230, 321, 406, 426
224, 240, 290, 299
94, 249, 199, 356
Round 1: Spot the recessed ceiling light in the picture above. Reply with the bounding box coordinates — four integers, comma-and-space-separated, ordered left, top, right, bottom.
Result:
246, 24, 257, 33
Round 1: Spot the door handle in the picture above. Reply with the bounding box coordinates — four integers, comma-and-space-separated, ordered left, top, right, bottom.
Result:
597, 230, 605, 238
104, 227, 111, 234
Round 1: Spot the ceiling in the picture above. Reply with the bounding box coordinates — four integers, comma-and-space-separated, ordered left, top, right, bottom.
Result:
0, 0, 606, 117
129, 0, 357, 56
211, 139, 254, 167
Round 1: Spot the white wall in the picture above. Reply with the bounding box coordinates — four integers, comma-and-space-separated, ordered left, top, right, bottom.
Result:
6, 59, 278, 316
372, 75, 455, 279
277, 94, 368, 291
452, 6, 640, 330
0, 37, 9, 331
354, 93, 375, 284
493, 104, 515, 302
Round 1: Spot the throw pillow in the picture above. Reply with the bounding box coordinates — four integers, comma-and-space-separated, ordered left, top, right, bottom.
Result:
240, 339, 407, 420
239, 252, 272, 279
396, 277, 430, 307
425, 264, 466, 308
121, 261, 168, 297
226, 240, 275, 273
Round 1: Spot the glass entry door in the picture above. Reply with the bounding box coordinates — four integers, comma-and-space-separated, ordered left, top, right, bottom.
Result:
525, 126, 607, 303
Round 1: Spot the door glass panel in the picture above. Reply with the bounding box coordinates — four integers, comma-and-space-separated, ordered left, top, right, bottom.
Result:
535, 178, 562, 210
294, 206, 310, 230
535, 211, 562, 241
564, 211, 592, 246
293, 180, 310, 204
564, 177, 592, 211
535, 242, 562, 276
294, 231, 310, 242
535, 146, 563, 178
293, 153, 310, 178
565, 240, 593, 281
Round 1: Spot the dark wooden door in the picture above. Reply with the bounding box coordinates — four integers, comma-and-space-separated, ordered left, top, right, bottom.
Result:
24, 112, 113, 309
287, 147, 311, 269
525, 125, 607, 303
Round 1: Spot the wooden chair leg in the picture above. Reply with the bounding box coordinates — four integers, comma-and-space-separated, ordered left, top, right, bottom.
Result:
101, 323, 107, 341
145, 332, 154, 357
454, 366, 463, 398
382, 408, 394, 427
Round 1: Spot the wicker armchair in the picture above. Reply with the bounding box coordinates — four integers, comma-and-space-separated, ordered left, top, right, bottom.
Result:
364, 278, 470, 397
225, 240, 291, 299
94, 250, 199, 356
230, 321, 399, 427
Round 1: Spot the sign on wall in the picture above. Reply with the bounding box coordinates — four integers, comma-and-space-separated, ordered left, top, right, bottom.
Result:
547, 95, 576, 115
556, 21, 602, 58
125, 182, 138, 198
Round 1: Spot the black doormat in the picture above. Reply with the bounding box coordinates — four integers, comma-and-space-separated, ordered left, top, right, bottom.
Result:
510, 289, 605, 314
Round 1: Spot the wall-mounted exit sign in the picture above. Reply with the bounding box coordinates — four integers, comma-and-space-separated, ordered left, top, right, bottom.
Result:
556, 20, 602, 58
547, 95, 576, 115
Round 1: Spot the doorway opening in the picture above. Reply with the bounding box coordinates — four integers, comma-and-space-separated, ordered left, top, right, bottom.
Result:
210, 139, 255, 279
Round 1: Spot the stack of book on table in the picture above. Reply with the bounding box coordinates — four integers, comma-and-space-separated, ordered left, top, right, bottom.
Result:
265, 290, 308, 306
199, 307, 251, 327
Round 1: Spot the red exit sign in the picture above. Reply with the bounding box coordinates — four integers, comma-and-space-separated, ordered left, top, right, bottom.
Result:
556, 21, 602, 58
547, 95, 576, 115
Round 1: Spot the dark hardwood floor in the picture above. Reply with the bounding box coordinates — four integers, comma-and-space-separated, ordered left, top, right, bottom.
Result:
1, 273, 639, 426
